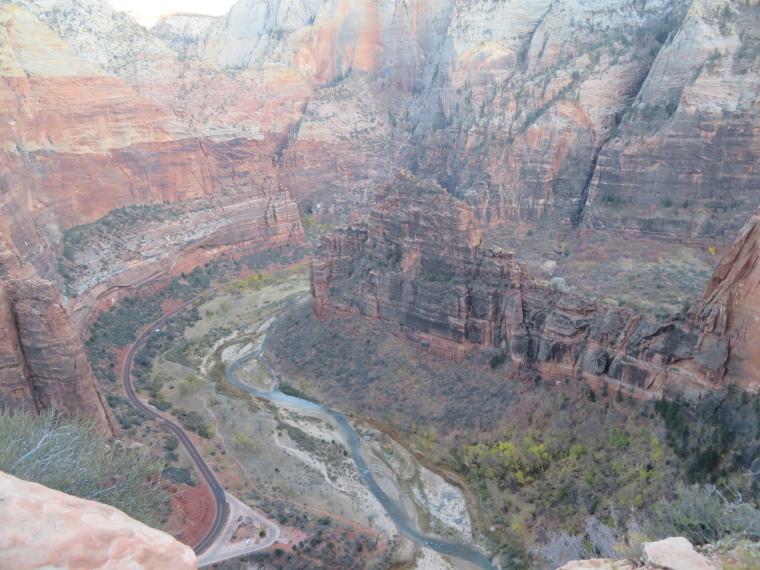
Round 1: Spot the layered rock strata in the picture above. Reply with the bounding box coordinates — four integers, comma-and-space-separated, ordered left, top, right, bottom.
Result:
65, 193, 303, 329
31, 0, 760, 247
0, 4, 304, 280
311, 174, 760, 396
0, 279, 115, 432
584, 0, 760, 241
0, 471, 197, 570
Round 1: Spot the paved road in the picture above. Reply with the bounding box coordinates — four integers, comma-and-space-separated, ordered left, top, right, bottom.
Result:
122, 303, 230, 555
196, 492, 279, 567
119, 290, 286, 566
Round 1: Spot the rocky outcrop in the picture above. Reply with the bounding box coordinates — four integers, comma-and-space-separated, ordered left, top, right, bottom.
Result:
311, 173, 760, 396
643, 537, 715, 570
0, 471, 197, 570
0, 280, 116, 432
688, 207, 760, 387
555, 538, 716, 569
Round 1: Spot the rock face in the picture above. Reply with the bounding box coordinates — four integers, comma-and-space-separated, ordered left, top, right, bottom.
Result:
585, 0, 760, 241
65, 0, 760, 247
312, 174, 760, 395
688, 207, 760, 388
404, 0, 760, 244
0, 279, 116, 433
0, 3, 304, 281
0, 471, 197, 570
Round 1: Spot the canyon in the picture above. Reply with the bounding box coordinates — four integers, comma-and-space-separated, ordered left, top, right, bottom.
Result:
0, 0, 759, 566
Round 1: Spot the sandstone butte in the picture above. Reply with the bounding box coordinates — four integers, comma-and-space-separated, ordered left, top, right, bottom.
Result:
0, 471, 197, 570
311, 173, 760, 397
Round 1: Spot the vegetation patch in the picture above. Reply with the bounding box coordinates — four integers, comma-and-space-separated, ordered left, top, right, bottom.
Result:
267, 302, 760, 564
0, 410, 170, 528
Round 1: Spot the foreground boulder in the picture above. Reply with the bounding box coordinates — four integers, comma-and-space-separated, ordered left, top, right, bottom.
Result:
0, 471, 196, 570
556, 537, 716, 570
643, 537, 715, 570
557, 560, 634, 570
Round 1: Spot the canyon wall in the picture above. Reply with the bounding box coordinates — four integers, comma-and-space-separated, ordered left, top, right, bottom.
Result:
584, 0, 760, 241
3, 0, 760, 420
0, 279, 115, 432
25, 0, 748, 251
161, 0, 760, 245
311, 174, 760, 397
166, 0, 454, 89
0, 3, 304, 281
407, 0, 760, 242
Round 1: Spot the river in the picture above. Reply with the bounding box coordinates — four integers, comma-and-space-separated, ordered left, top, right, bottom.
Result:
225, 326, 496, 570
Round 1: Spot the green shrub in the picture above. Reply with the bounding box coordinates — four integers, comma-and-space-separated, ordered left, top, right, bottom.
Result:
489, 353, 506, 369
0, 410, 170, 527
171, 409, 214, 439
162, 466, 196, 486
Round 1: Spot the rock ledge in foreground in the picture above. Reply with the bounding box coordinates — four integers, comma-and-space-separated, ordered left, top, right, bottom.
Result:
0, 470, 197, 570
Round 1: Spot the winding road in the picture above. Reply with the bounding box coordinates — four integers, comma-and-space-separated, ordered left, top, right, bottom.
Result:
121, 290, 493, 568
121, 299, 278, 562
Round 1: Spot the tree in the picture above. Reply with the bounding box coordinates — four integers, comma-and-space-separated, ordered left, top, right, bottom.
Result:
0, 410, 170, 528
234, 434, 257, 453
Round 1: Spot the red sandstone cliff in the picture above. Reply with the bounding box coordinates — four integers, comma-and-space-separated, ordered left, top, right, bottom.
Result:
0, 279, 116, 432
4, 0, 760, 422
0, 4, 304, 421
312, 174, 759, 397
0, 4, 303, 280
688, 208, 760, 385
